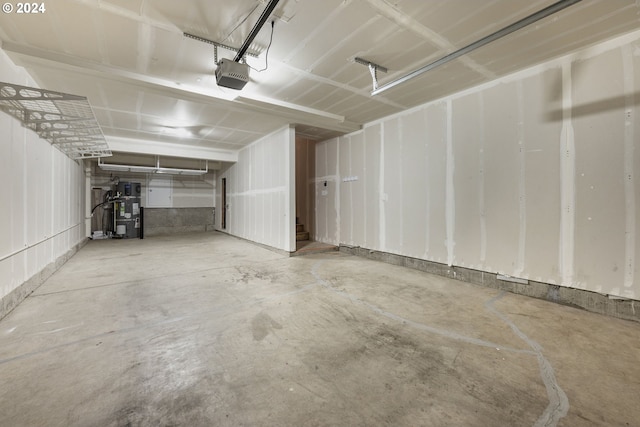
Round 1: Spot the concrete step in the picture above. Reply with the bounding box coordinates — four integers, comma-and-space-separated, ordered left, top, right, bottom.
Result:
296, 231, 309, 241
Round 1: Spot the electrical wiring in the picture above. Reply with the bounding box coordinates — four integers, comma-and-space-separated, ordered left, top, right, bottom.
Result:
221, 3, 261, 43
248, 20, 275, 73
91, 198, 123, 215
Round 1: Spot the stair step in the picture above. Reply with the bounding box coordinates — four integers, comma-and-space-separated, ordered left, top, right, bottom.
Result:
296, 231, 309, 241
296, 224, 305, 232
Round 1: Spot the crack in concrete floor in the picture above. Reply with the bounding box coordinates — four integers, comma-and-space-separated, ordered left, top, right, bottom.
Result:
1, 234, 639, 426
311, 260, 567, 427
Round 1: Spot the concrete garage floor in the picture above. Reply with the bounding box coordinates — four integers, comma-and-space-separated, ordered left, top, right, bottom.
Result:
1, 233, 639, 427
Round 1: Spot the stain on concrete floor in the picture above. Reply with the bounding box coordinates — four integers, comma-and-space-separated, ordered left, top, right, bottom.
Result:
0, 232, 639, 426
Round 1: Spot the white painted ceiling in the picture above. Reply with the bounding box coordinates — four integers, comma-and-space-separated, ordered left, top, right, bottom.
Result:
1, 0, 639, 161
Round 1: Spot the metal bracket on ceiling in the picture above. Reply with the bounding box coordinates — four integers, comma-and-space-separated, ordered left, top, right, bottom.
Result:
370, 0, 583, 95
0, 82, 111, 159
183, 32, 258, 65
355, 57, 388, 91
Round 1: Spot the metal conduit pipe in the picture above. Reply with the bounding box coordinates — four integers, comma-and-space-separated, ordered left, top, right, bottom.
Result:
234, 0, 281, 62
371, 0, 583, 96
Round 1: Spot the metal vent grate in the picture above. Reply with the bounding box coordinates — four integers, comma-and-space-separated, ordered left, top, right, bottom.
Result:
0, 82, 111, 159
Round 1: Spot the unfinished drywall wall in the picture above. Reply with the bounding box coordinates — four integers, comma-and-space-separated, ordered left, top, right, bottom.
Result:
315, 30, 640, 300
295, 136, 315, 235
0, 50, 86, 318
315, 137, 340, 245
217, 125, 295, 252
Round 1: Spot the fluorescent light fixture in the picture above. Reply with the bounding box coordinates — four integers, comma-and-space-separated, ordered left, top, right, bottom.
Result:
161, 127, 192, 138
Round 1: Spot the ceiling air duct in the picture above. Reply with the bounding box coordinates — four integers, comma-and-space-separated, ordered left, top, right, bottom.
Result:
215, 0, 281, 90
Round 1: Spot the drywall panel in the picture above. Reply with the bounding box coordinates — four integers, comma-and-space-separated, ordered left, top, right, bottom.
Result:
482, 81, 521, 275
169, 173, 215, 208
424, 102, 448, 264
635, 42, 640, 300
382, 118, 403, 254
522, 69, 563, 284
573, 48, 628, 295
0, 49, 86, 308
452, 93, 483, 269
25, 135, 45, 246
314, 141, 328, 242
314, 138, 340, 245
311, 31, 640, 301
10, 119, 26, 255
400, 108, 429, 259
349, 132, 366, 246
219, 125, 294, 252
339, 136, 352, 245
363, 125, 381, 250
0, 115, 12, 259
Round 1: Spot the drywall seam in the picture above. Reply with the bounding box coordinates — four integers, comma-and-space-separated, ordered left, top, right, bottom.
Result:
516, 81, 527, 277
313, 175, 339, 182
251, 146, 257, 240
363, 0, 494, 78
227, 187, 287, 196
349, 136, 354, 245
325, 142, 330, 242
379, 123, 386, 251
363, 29, 640, 131
363, 131, 368, 248
559, 61, 576, 286
287, 126, 296, 252
23, 127, 28, 255
623, 44, 636, 293
445, 100, 455, 266
478, 93, 487, 266
335, 138, 341, 245
398, 117, 404, 252
423, 107, 430, 258
0, 223, 83, 263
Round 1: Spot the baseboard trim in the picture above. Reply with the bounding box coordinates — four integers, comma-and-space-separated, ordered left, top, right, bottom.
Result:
0, 238, 88, 320
339, 245, 640, 323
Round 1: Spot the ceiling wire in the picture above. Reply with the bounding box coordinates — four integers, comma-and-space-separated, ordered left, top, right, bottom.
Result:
248, 20, 275, 73
221, 3, 261, 43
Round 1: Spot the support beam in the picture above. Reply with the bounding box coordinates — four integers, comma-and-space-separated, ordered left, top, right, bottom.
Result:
106, 136, 238, 163
1, 41, 360, 134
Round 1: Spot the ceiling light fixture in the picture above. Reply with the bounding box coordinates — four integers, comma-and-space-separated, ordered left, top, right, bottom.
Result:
371, 0, 583, 96
161, 127, 192, 138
